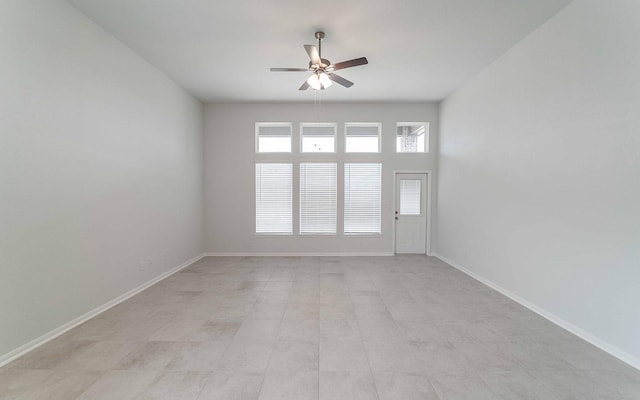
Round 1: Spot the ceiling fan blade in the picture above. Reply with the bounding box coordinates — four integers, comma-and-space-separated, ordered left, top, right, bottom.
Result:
304, 45, 321, 65
329, 57, 368, 71
299, 80, 310, 90
270, 68, 309, 72
328, 73, 354, 88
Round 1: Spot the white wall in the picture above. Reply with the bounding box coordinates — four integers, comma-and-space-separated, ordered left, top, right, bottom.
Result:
437, 0, 640, 366
205, 102, 438, 254
0, 0, 204, 359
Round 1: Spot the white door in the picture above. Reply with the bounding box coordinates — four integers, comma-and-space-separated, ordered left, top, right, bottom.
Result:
395, 173, 427, 254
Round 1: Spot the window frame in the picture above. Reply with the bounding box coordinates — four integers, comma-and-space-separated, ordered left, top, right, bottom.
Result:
299, 162, 338, 235
300, 122, 337, 153
344, 122, 382, 153
255, 162, 293, 235
255, 122, 293, 154
344, 162, 382, 235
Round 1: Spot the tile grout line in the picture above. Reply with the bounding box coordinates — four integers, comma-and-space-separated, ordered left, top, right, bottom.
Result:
347, 285, 382, 400
255, 262, 291, 400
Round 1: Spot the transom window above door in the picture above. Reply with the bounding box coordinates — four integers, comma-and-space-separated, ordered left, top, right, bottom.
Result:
396, 123, 429, 153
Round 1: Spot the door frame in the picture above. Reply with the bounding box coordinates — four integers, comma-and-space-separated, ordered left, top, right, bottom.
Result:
392, 170, 433, 255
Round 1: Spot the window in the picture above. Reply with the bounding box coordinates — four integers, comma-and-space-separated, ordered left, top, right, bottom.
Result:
345, 123, 381, 153
399, 179, 421, 215
300, 163, 337, 234
344, 163, 382, 234
256, 123, 291, 153
396, 123, 429, 153
301, 123, 336, 153
255, 163, 292, 233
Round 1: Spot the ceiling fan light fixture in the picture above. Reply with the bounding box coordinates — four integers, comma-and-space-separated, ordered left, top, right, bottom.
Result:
307, 74, 321, 90
307, 72, 332, 90
319, 72, 332, 88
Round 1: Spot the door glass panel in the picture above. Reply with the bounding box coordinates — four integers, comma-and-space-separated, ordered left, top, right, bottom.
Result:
399, 179, 421, 215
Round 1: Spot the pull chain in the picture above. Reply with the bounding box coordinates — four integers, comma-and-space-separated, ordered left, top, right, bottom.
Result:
313, 90, 322, 122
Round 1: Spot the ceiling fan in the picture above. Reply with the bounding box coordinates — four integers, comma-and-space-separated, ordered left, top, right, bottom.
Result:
270, 31, 368, 90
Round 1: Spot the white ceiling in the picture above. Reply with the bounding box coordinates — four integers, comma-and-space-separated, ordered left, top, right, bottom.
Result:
68, 0, 571, 103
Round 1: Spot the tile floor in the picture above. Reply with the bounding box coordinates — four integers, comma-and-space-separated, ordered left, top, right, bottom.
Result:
1, 255, 639, 399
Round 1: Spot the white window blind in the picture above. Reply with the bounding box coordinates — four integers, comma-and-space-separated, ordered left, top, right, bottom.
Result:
256, 123, 291, 153
399, 179, 421, 215
345, 124, 380, 153
301, 124, 336, 152
344, 163, 382, 234
300, 163, 337, 234
255, 163, 292, 233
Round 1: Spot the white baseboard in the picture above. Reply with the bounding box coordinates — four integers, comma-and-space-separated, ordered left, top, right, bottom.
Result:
432, 253, 640, 371
204, 252, 394, 257
0, 253, 205, 368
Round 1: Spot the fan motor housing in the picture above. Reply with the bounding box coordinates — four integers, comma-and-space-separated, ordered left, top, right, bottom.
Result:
309, 58, 331, 70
